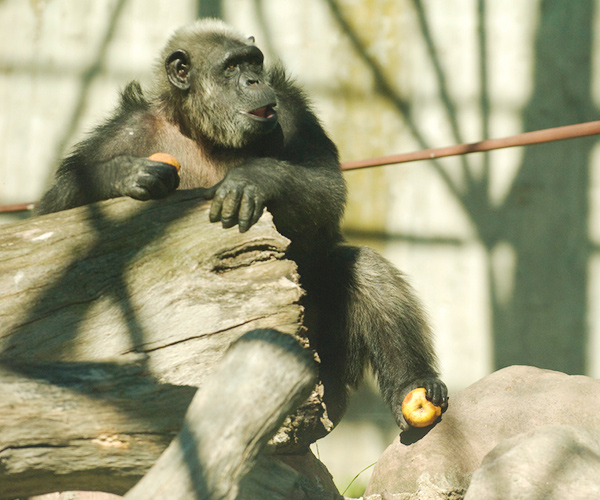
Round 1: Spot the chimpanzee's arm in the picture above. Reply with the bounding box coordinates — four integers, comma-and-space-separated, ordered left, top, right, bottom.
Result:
204, 69, 347, 253
315, 244, 449, 429
35, 155, 179, 215
35, 84, 180, 216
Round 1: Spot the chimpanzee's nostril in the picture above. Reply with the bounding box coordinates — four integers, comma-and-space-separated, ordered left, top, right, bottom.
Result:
245, 78, 259, 87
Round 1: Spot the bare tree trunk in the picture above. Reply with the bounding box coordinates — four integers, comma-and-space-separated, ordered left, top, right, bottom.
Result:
0, 191, 334, 498
0, 190, 303, 384
0, 360, 195, 498
124, 329, 318, 500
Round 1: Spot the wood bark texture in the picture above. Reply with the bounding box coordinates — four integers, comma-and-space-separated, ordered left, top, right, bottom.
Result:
124, 329, 318, 500
0, 191, 333, 498
0, 360, 196, 498
0, 190, 302, 385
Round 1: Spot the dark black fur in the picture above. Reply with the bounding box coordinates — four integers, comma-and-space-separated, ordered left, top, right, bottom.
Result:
36, 19, 448, 429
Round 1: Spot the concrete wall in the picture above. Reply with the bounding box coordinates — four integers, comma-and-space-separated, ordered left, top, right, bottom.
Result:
2, 0, 600, 494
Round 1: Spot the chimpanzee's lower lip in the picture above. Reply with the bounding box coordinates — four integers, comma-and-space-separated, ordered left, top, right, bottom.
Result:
244, 104, 277, 122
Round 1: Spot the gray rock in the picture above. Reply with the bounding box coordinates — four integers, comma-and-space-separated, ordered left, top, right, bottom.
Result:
365, 365, 600, 498
464, 425, 600, 500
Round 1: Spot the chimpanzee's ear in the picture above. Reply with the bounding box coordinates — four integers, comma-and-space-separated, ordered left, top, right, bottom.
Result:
165, 49, 191, 91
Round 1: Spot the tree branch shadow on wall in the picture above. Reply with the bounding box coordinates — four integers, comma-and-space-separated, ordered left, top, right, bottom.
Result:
326, 0, 600, 375
197, 0, 222, 19
491, 0, 600, 373
45, 0, 128, 190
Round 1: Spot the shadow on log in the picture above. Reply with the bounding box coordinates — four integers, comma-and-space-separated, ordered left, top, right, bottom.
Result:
0, 191, 335, 498
0, 189, 302, 382
124, 329, 319, 500
0, 360, 196, 498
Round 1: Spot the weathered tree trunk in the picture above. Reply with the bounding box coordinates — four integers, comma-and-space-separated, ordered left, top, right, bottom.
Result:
0, 360, 196, 498
124, 329, 318, 500
0, 191, 334, 498
0, 190, 302, 382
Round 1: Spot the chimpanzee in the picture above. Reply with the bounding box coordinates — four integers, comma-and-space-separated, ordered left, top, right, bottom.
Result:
35, 19, 448, 430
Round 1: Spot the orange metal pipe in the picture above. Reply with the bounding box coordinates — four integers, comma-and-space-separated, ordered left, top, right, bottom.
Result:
340, 120, 600, 171
0, 202, 36, 214
3, 121, 600, 213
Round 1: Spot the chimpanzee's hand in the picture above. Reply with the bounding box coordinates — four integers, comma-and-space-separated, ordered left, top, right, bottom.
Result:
204, 177, 267, 233
116, 157, 180, 201
422, 378, 449, 411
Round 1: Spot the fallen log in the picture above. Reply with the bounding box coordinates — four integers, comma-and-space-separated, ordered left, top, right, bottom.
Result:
0, 191, 334, 497
124, 329, 318, 500
0, 189, 303, 383
0, 360, 196, 498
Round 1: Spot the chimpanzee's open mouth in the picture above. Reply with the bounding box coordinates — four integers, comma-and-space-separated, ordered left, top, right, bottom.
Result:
245, 103, 277, 122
